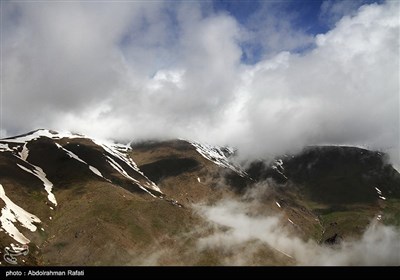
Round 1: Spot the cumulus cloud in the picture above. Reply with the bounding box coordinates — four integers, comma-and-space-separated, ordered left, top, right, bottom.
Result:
195, 191, 400, 265
227, 1, 399, 164
1, 1, 399, 165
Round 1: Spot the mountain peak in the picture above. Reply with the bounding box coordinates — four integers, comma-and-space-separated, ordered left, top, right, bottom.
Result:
1, 129, 86, 143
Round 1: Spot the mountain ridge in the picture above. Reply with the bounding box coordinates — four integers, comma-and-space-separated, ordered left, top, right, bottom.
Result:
0, 129, 399, 265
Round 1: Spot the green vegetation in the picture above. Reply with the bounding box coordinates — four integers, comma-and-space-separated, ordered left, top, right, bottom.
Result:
383, 199, 400, 226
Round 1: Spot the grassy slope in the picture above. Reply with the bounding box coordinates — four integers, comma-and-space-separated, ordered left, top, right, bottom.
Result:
38, 181, 196, 265
2, 140, 399, 265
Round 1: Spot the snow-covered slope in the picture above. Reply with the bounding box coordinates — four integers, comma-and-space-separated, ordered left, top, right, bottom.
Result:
1, 129, 160, 194
0, 184, 41, 244
188, 141, 247, 177
92, 139, 161, 194
271, 159, 288, 180
1, 129, 84, 143
0, 129, 162, 245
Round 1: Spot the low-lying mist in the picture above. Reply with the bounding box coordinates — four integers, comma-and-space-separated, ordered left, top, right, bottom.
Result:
194, 183, 400, 266
128, 182, 400, 266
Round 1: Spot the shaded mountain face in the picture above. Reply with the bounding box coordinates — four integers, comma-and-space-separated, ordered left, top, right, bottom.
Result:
245, 146, 400, 242
0, 129, 162, 198
247, 146, 400, 204
0, 129, 399, 265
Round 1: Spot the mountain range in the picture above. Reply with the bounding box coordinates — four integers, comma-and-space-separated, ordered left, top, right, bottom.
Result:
0, 129, 399, 265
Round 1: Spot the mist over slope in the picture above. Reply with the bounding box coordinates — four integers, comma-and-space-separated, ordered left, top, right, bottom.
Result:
0, 129, 399, 266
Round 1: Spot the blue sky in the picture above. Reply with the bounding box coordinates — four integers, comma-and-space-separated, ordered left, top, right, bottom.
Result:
212, 0, 384, 63
116, 0, 384, 65
213, 0, 383, 32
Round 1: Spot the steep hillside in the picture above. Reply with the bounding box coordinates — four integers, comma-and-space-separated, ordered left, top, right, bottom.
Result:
246, 146, 400, 242
0, 130, 257, 265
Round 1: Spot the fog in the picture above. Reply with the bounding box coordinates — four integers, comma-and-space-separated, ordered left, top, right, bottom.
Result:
196, 198, 400, 265
127, 181, 400, 266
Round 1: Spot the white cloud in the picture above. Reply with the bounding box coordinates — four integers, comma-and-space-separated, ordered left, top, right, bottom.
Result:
319, 0, 370, 27
225, 1, 399, 165
2, 1, 399, 165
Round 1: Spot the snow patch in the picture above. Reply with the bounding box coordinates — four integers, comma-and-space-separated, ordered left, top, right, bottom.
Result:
0, 143, 12, 152
379, 196, 386, 200
275, 159, 284, 169
55, 143, 86, 164
89, 166, 104, 178
55, 143, 107, 180
275, 201, 281, 208
272, 159, 288, 180
19, 143, 29, 161
189, 141, 247, 177
0, 184, 41, 244
16, 164, 57, 206
106, 156, 139, 184
375, 187, 382, 195
197, 177, 201, 183
271, 166, 288, 180
1, 129, 84, 143
93, 139, 161, 193
106, 156, 156, 198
